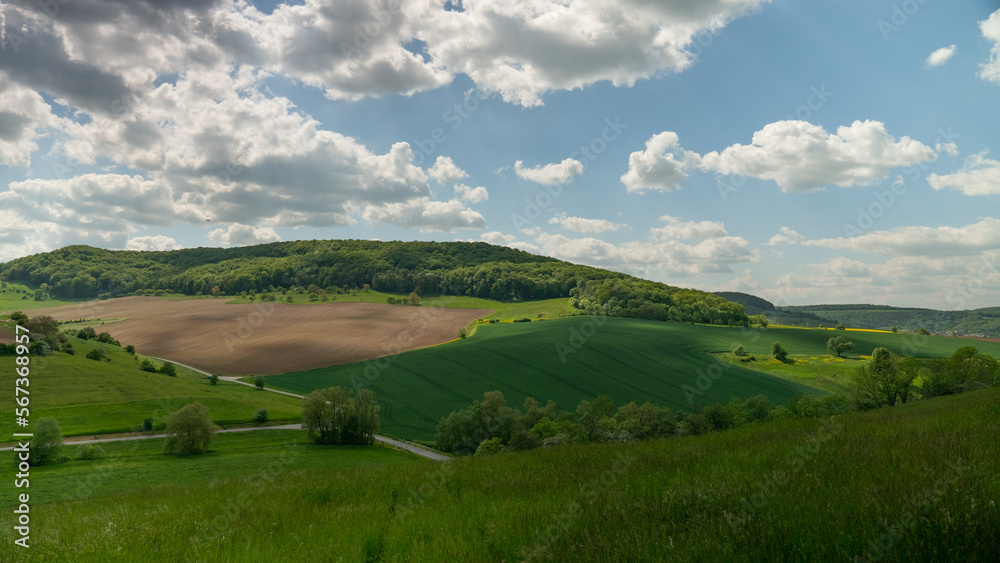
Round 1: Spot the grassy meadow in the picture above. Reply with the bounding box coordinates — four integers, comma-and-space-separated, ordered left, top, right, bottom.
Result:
0, 333, 302, 440
2, 388, 998, 561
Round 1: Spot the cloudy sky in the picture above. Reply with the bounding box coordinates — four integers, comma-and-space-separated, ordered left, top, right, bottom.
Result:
1, 0, 998, 309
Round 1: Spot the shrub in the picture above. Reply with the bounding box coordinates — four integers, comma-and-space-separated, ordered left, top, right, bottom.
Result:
255, 376, 265, 390
733, 345, 746, 357
771, 341, 789, 363
835, 323, 846, 330
96, 332, 119, 345
85, 349, 104, 361
76, 445, 106, 461
142, 418, 154, 431
31, 418, 64, 466
163, 403, 217, 455
475, 437, 505, 457
159, 362, 178, 377
253, 408, 269, 423
458, 327, 467, 339
63, 347, 76, 355
139, 359, 157, 372
209, 374, 219, 385
77, 327, 97, 340
125, 344, 136, 354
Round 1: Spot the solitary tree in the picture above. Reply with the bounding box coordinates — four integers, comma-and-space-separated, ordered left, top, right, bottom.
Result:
733, 345, 746, 357
919, 328, 930, 336
835, 323, 846, 330
255, 376, 265, 390
408, 291, 420, 305
163, 402, 217, 455
26, 315, 59, 337
771, 342, 789, 363
31, 418, 64, 466
826, 336, 855, 358
855, 348, 915, 408
890, 326, 898, 333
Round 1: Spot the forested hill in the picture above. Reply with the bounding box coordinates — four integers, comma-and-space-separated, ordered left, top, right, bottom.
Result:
0, 241, 749, 325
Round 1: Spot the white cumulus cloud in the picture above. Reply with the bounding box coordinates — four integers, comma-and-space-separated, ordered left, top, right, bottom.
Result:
979, 9, 1000, 84
548, 213, 625, 234
428, 156, 468, 184
620, 132, 701, 193
514, 158, 584, 185
925, 45, 957, 67
928, 150, 1000, 196
209, 224, 281, 246
700, 120, 937, 193
453, 184, 489, 204
126, 236, 181, 252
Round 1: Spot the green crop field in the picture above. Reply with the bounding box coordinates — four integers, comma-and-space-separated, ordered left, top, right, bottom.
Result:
261, 319, 1000, 443
3, 388, 998, 561
261, 318, 822, 442
0, 335, 302, 440
0, 283, 78, 312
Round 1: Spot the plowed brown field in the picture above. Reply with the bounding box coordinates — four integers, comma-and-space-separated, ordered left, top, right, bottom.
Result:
0, 326, 14, 344
38, 297, 492, 375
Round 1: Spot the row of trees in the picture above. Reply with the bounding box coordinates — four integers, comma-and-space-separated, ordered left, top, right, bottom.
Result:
570, 278, 748, 326
434, 391, 824, 455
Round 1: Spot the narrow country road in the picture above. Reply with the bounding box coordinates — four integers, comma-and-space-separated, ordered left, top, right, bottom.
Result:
144, 357, 452, 461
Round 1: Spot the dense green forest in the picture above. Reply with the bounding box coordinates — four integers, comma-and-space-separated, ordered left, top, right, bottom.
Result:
0, 241, 748, 326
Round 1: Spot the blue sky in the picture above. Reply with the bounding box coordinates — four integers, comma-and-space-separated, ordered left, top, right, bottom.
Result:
1, 0, 999, 308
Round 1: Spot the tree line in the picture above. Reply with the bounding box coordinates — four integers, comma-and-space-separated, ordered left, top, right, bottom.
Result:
0, 241, 748, 326
437, 344, 1000, 456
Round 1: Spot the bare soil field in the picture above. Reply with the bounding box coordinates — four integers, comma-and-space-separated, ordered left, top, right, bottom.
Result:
37, 297, 493, 375
0, 326, 14, 344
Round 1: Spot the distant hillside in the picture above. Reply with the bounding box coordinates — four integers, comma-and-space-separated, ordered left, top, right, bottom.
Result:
0, 241, 748, 326
713, 292, 775, 315
784, 304, 1000, 337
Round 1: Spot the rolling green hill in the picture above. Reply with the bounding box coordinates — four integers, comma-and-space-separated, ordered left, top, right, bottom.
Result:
0, 241, 749, 326
0, 330, 302, 440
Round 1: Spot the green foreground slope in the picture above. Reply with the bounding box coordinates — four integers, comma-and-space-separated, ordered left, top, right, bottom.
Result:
264, 319, 1000, 443
0, 336, 302, 439
3, 389, 998, 561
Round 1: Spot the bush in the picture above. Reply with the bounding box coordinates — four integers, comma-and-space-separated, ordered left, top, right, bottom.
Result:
31, 418, 64, 466
85, 349, 104, 361
142, 418, 154, 431
209, 374, 219, 385
163, 403, 217, 455
255, 376, 265, 390
253, 408, 269, 423
302, 387, 380, 445
458, 327, 467, 339
96, 332, 119, 345
76, 445, 106, 461
77, 326, 98, 340
125, 344, 136, 354
139, 358, 157, 372
474, 437, 505, 457
733, 345, 746, 357
835, 323, 846, 330
771, 341, 789, 363
159, 362, 178, 377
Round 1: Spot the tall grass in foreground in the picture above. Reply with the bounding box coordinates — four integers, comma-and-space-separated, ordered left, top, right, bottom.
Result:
2, 389, 999, 561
